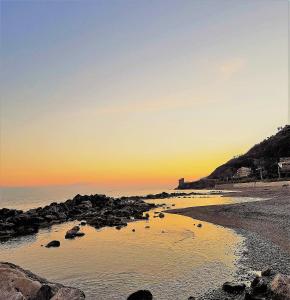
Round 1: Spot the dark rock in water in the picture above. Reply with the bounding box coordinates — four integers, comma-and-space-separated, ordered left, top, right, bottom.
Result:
65, 226, 80, 239
159, 213, 165, 218
0, 262, 85, 299
75, 232, 85, 237
45, 240, 60, 248
222, 282, 246, 293
65, 230, 77, 239
116, 225, 122, 230
72, 225, 80, 231
127, 290, 153, 300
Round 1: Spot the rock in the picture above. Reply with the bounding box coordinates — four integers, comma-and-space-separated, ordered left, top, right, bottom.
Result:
159, 213, 165, 218
0, 229, 15, 240
127, 290, 153, 300
0, 192, 157, 242
261, 267, 272, 277
65, 230, 77, 239
270, 274, 290, 300
75, 232, 85, 237
197, 223, 202, 228
71, 226, 80, 231
116, 226, 122, 230
65, 226, 80, 239
251, 277, 268, 294
33, 284, 53, 299
45, 240, 60, 248
244, 292, 266, 300
0, 262, 85, 299
222, 282, 246, 293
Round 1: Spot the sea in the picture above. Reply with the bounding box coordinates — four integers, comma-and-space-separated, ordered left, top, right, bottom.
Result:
0, 184, 257, 300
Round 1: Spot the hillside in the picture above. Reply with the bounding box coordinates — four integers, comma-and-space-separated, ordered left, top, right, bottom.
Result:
177, 125, 290, 189
208, 125, 290, 180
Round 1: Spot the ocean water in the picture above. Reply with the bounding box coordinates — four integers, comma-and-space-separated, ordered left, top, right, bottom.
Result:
0, 186, 253, 299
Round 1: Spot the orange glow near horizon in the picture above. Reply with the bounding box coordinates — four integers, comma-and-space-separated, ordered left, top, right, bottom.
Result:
1, 1, 287, 189
0, 147, 240, 188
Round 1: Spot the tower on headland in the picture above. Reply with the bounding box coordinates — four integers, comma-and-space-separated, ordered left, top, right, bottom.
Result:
178, 178, 185, 188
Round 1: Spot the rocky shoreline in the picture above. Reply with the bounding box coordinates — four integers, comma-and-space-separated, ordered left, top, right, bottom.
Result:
1, 261, 289, 300
0, 262, 85, 300
0, 191, 218, 242
0, 193, 153, 242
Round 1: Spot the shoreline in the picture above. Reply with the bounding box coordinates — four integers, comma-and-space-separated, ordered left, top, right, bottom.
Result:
2, 186, 289, 299
0, 190, 221, 242
169, 185, 290, 253
169, 185, 290, 299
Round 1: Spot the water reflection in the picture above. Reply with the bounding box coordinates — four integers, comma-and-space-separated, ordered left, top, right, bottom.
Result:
0, 196, 246, 300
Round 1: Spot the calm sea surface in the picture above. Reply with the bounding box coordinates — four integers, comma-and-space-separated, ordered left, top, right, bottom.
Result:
0, 185, 256, 299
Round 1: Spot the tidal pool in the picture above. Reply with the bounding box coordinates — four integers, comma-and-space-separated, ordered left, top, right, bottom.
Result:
0, 195, 250, 299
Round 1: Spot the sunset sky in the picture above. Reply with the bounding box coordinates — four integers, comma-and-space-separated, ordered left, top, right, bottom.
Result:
1, 0, 288, 189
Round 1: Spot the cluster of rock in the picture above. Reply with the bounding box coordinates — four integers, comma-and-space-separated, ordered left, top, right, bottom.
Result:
221, 267, 290, 300
0, 193, 156, 241
0, 262, 85, 300
125, 268, 290, 300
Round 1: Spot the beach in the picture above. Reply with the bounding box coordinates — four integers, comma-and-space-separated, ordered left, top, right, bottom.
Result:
169, 183, 290, 299
169, 183, 290, 253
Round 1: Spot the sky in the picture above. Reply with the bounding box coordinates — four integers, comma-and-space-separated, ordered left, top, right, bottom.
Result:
0, 0, 289, 189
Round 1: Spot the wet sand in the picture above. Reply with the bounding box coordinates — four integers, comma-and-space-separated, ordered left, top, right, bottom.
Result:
169, 185, 290, 253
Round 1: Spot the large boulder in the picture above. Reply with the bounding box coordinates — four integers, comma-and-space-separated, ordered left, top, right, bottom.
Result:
270, 274, 290, 300
0, 262, 85, 299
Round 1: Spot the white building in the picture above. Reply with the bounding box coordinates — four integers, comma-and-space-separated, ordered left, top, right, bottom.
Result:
278, 158, 290, 173
233, 167, 252, 179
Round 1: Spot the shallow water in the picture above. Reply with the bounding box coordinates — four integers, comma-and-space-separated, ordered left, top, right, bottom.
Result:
0, 195, 253, 300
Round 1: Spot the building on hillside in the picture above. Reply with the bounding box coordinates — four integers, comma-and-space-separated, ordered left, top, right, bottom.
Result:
278, 157, 290, 173
233, 167, 252, 179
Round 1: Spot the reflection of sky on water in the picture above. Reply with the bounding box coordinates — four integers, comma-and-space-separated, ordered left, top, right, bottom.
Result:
0, 196, 247, 300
